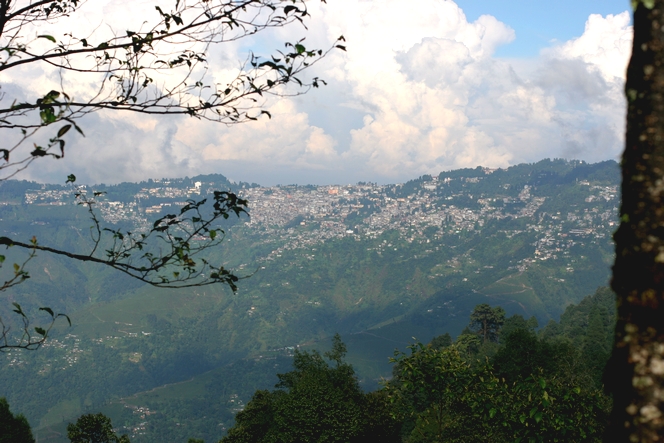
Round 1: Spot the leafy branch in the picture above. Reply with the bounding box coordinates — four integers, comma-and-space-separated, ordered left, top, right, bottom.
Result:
0, 178, 249, 289
0, 0, 342, 351
0, 177, 248, 351
0, 0, 345, 179
0, 303, 70, 351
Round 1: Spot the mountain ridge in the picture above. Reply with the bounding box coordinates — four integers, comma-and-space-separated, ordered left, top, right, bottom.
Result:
0, 158, 619, 443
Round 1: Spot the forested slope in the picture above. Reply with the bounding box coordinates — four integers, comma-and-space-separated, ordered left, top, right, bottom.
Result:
0, 159, 619, 442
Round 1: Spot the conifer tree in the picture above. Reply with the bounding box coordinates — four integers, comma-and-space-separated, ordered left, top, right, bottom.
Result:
469, 304, 505, 343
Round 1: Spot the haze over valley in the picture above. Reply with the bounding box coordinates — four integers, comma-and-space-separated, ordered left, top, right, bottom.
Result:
0, 159, 618, 442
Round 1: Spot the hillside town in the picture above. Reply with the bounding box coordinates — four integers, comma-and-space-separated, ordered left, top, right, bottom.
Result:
0, 163, 620, 442
239, 178, 617, 264
17, 171, 618, 270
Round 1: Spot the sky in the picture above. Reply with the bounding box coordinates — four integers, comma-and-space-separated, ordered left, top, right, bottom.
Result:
4, 0, 632, 186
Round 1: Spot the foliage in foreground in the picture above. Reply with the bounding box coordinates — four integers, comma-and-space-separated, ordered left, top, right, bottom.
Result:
3, 289, 614, 443
220, 334, 401, 443
388, 341, 608, 443
221, 294, 613, 443
0, 397, 34, 443
67, 412, 130, 443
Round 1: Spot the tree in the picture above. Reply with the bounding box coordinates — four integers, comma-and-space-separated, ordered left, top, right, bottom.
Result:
582, 305, 611, 385
388, 340, 609, 443
261, 334, 367, 443
492, 328, 543, 382
0, 397, 34, 443
221, 389, 277, 443
607, 1, 664, 440
429, 332, 452, 349
67, 413, 130, 443
468, 303, 505, 343
487, 372, 608, 443
499, 314, 538, 344
453, 329, 481, 357
387, 343, 483, 442
0, 0, 343, 351
221, 334, 400, 443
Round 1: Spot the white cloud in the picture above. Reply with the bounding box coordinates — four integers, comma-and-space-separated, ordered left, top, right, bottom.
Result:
195, 99, 340, 169
535, 12, 631, 162
321, 4, 632, 181
4, 1, 632, 185
551, 12, 632, 82
17, 112, 202, 184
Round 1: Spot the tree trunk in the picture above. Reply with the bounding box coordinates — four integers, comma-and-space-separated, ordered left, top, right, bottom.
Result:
608, 1, 664, 440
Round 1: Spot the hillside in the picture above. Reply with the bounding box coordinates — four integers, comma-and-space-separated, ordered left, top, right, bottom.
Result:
0, 159, 619, 443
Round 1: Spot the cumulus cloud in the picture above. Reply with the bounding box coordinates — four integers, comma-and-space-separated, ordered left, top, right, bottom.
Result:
17, 112, 202, 184
195, 99, 340, 169
551, 12, 632, 82
397, 38, 473, 87
331, 6, 630, 180
5, 1, 632, 185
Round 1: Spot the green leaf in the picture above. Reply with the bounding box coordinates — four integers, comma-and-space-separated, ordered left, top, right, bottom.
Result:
57, 124, 71, 137
210, 230, 217, 240
40, 307, 55, 317
38, 35, 56, 42
70, 121, 85, 136
489, 408, 497, 418
534, 412, 543, 423
66, 174, 76, 184
12, 302, 23, 314
0, 255, 5, 263
44, 90, 60, 101
34, 327, 46, 336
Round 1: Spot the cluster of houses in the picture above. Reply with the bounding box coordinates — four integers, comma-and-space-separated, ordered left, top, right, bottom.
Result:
238, 179, 617, 267
19, 175, 618, 273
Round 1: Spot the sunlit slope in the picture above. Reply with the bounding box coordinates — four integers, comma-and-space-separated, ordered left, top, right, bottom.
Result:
0, 159, 618, 443
29, 224, 611, 441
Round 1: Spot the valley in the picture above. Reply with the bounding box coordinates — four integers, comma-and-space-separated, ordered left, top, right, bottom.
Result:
0, 159, 619, 443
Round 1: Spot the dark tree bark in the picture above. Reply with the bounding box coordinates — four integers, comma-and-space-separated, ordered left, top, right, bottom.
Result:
608, 1, 664, 440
